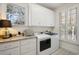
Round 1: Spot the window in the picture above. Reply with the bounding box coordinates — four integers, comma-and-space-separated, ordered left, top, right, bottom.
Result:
6, 4, 25, 26
59, 7, 77, 41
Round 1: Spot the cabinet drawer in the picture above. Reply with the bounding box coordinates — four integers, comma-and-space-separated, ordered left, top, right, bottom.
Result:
21, 38, 36, 46
0, 41, 19, 51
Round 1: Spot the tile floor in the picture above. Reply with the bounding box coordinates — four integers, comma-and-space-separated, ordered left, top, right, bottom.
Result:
52, 48, 76, 55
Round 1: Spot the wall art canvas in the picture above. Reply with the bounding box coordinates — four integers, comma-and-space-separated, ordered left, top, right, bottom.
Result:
7, 4, 25, 25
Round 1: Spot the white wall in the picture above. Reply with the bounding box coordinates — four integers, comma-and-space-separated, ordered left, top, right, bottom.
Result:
0, 4, 6, 19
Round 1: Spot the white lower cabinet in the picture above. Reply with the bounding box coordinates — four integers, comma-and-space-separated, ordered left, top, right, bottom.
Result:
10, 47, 20, 55
0, 38, 36, 55
51, 35, 59, 53
0, 41, 20, 55
29, 4, 55, 26
20, 38, 36, 55
0, 41, 19, 51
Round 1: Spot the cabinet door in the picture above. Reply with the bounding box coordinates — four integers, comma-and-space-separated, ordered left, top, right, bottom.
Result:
29, 4, 55, 26
0, 41, 20, 55
51, 35, 59, 52
46, 10, 55, 26
0, 41, 19, 51
20, 38, 36, 55
10, 47, 20, 55
29, 4, 41, 26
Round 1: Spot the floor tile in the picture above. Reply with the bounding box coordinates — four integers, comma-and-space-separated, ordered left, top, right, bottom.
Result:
52, 48, 76, 55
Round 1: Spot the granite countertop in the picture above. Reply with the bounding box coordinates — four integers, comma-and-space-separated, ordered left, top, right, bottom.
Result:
0, 36, 37, 43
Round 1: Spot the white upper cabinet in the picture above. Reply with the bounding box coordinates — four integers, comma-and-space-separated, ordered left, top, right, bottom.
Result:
29, 4, 55, 26
0, 3, 55, 27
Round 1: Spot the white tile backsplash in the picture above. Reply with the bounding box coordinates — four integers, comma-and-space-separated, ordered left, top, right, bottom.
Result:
12, 26, 54, 33
28, 26, 54, 33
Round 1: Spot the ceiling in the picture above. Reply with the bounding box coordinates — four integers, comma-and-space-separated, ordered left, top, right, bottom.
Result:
38, 3, 65, 10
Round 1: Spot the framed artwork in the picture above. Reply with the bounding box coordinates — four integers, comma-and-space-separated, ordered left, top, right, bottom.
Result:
6, 4, 25, 26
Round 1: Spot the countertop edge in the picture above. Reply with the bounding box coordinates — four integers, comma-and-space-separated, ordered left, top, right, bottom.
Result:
0, 36, 37, 43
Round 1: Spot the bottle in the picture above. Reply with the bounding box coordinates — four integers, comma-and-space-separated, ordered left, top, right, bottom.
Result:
18, 31, 21, 35
22, 33, 24, 36
9, 33, 12, 37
